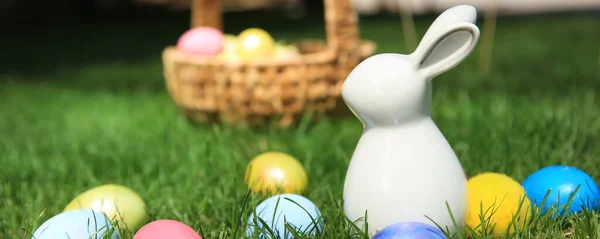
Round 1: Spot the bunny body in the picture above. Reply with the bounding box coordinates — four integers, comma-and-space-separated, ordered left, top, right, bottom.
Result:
342, 114, 467, 235
341, 5, 481, 236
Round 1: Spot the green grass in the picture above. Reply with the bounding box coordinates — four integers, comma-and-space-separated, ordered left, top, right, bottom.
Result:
1, 7, 600, 239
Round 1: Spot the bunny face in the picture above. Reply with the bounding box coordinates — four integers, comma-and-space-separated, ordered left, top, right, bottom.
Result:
342, 5, 481, 128
342, 53, 432, 127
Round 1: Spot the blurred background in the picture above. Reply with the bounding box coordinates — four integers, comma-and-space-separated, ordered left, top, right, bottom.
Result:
1, 0, 599, 110
0, 2, 599, 237
2, 0, 599, 26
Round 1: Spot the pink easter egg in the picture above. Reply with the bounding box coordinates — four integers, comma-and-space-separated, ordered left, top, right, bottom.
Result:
177, 27, 224, 56
133, 219, 202, 239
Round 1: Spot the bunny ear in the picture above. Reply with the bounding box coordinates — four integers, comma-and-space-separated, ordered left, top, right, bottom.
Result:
411, 23, 480, 80
413, 5, 478, 56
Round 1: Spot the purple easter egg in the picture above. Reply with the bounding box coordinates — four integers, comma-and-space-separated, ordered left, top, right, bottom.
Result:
372, 222, 447, 239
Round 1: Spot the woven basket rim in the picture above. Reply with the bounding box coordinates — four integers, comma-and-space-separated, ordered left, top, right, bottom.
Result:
163, 40, 377, 68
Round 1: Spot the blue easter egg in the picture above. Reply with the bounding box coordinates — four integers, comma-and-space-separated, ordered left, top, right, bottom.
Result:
522, 165, 600, 215
372, 222, 447, 239
246, 194, 323, 239
31, 209, 119, 239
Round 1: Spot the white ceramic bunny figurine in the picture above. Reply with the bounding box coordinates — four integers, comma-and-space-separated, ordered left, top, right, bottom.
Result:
341, 5, 480, 237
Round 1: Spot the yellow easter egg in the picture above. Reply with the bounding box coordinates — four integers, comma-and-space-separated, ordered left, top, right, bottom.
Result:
237, 28, 275, 60
64, 184, 148, 231
244, 152, 308, 196
466, 172, 532, 237
218, 34, 242, 62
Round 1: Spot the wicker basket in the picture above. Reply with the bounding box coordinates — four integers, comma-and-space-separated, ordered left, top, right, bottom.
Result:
162, 0, 377, 128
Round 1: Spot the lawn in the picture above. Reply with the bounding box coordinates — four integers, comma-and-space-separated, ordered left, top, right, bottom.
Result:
1, 6, 600, 239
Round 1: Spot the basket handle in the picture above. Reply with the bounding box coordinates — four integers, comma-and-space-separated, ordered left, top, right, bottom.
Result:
192, 0, 222, 30
190, 0, 360, 52
324, 0, 361, 52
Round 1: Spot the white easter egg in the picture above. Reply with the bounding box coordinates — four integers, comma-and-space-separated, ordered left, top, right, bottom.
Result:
31, 209, 119, 239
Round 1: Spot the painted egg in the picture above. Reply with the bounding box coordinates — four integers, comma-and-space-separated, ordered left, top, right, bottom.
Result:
466, 172, 532, 236
64, 184, 148, 231
237, 28, 275, 60
31, 209, 119, 239
246, 194, 323, 238
522, 165, 600, 216
177, 27, 224, 56
372, 221, 447, 239
133, 219, 202, 239
244, 152, 308, 196
218, 34, 242, 62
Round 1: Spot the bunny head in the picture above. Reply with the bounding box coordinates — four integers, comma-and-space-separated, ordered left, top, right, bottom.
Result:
342, 5, 480, 128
